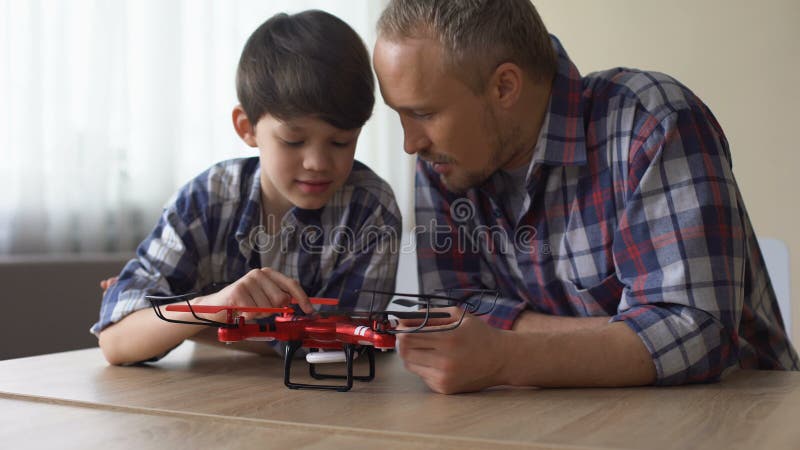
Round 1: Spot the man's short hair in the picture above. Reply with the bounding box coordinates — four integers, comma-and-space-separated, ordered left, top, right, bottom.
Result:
377, 0, 557, 93
236, 10, 374, 130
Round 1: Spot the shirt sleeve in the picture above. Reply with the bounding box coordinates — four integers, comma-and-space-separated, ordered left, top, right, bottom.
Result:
415, 160, 526, 329
610, 98, 744, 385
90, 189, 205, 337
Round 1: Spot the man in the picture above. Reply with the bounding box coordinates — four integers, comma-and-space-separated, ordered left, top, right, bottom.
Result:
373, 0, 798, 394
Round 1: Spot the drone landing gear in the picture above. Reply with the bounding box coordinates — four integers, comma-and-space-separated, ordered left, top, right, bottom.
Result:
283, 341, 375, 392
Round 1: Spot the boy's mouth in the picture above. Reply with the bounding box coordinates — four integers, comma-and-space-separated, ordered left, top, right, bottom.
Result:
296, 179, 333, 194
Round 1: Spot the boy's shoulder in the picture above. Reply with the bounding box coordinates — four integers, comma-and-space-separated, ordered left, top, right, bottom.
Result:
342, 160, 397, 205
183, 157, 259, 202
170, 157, 259, 214
320, 160, 401, 225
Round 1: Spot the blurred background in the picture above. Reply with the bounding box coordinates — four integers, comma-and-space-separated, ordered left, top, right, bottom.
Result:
1, 0, 798, 356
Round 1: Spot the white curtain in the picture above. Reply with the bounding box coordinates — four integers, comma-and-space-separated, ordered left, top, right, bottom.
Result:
0, 0, 413, 254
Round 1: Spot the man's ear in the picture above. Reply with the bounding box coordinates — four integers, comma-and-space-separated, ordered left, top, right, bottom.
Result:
232, 105, 258, 147
488, 62, 523, 110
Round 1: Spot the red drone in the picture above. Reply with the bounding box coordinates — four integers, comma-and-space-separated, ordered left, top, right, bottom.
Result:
147, 287, 497, 391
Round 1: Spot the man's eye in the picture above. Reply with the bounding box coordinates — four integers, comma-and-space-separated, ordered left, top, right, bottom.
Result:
332, 141, 351, 147
282, 140, 304, 147
412, 111, 432, 120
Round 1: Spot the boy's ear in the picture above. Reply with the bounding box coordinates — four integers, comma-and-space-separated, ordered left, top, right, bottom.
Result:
232, 105, 258, 147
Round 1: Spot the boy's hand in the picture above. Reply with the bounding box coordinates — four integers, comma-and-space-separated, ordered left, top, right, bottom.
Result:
100, 276, 119, 293
197, 268, 313, 319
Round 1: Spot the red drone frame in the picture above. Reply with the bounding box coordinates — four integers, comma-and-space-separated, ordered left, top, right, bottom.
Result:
147, 287, 498, 392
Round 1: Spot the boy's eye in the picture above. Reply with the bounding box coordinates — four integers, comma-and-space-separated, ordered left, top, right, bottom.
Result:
332, 141, 351, 148
281, 140, 304, 147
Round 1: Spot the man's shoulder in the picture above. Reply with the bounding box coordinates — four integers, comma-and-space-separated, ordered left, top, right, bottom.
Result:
583, 68, 698, 120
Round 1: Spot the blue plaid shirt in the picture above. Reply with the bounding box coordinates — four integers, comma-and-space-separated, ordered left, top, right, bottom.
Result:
415, 36, 799, 385
92, 157, 401, 341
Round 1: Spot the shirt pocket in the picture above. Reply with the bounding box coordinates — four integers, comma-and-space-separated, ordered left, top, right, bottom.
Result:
561, 273, 624, 317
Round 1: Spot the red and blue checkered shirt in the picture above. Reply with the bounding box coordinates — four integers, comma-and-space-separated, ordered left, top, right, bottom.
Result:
414, 36, 799, 385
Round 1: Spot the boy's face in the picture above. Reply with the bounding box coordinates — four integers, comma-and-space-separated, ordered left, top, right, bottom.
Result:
240, 112, 360, 215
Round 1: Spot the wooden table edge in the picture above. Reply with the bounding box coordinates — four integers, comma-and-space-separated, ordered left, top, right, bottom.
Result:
0, 390, 609, 450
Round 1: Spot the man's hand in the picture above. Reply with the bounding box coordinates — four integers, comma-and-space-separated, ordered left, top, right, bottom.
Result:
396, 308, 656, 393
396, 307, 510, 394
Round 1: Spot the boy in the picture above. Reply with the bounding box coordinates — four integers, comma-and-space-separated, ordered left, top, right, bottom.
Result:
93, 10, 401, 365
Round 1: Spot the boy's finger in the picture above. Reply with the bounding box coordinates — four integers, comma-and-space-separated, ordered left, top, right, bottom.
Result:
262, 268, 312, 313
253, 273, 291, 307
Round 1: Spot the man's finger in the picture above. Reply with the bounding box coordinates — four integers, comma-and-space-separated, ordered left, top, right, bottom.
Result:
396, 332, 440, 351
398, 345, 442, 368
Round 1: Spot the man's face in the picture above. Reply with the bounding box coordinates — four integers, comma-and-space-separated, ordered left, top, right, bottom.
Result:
252, 115, 359, 216
374, 37, 510, 193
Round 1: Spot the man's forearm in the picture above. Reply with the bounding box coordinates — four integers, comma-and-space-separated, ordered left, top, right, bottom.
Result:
500, 320, 657, 387
512, 310, 609, 332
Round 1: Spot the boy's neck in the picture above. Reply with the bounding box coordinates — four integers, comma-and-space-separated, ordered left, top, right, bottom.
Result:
260, 192, 292, 235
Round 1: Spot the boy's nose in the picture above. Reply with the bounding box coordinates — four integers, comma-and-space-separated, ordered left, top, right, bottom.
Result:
303, 148, 331, 171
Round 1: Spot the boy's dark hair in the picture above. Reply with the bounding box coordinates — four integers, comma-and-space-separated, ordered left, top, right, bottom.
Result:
236, 10, 374, 130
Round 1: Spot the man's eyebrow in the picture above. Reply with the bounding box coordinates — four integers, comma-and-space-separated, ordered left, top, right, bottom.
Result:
384, 103, 428, 112
381, 96, 425, 112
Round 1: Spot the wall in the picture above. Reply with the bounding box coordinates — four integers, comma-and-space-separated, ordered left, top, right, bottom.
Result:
533, 0, 800, 343
0, 254, 131, 359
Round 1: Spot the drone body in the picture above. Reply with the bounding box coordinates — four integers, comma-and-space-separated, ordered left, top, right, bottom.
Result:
149, 289, 497, 392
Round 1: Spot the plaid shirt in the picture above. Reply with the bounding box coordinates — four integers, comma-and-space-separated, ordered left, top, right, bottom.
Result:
92, 157, 401, 343
415, 36, 799, 385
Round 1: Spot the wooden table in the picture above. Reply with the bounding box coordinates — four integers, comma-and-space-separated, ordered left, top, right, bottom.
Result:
1, 343, 798, 449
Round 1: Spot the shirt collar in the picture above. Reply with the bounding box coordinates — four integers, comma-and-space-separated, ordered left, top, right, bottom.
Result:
531, 35, 588, 168
234, 165, 320, 248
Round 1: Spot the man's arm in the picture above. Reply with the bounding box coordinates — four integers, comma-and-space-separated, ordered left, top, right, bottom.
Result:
504, 319, 656, 387
512, 310, 607, 332
397, 310, 655, 394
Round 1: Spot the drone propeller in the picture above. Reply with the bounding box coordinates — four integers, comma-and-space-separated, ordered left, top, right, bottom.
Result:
162, 297, 338, 315
314, 309, 451, 320
390, 297, 458, 308
164, 304, 293, 314
302, 297, 339, 306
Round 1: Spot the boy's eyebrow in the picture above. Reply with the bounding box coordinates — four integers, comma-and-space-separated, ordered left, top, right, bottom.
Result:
279, 122, 305, 131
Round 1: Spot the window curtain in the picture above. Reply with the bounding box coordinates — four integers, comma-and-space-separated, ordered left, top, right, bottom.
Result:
0, 0, 412, 254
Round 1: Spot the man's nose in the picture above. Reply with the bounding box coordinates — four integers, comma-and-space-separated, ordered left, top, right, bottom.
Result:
401, 118, 430, 155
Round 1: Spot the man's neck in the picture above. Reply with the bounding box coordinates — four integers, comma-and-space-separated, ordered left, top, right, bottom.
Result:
501, 80, 552, 171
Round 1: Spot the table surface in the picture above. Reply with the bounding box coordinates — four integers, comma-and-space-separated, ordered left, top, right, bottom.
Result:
1, 342, 799, 450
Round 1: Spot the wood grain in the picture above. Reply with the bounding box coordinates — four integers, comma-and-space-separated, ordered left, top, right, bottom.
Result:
1, 343, 798, 449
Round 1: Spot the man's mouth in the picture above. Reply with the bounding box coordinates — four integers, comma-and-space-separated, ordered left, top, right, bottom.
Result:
431, 162, 452, 175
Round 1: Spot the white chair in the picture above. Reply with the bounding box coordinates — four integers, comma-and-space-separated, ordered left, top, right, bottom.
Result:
759, 238, 791, 335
